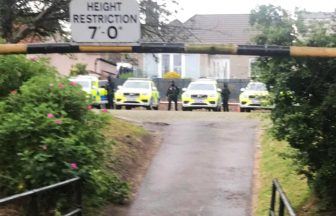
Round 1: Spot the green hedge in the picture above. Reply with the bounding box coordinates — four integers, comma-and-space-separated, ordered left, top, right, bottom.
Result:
0, 56, 129, 214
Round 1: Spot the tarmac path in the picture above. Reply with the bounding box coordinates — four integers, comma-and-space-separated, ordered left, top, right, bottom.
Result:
110, 110, 259, 216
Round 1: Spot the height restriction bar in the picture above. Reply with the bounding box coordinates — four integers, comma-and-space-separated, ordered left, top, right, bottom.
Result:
0, 43, 336, 58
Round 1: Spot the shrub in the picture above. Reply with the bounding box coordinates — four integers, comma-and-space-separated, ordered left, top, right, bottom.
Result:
0, 74, 129, 212
163, 71, 181, 79
70, 63, 88, 76
118, 72, 133, 79
0, 55, 56, 99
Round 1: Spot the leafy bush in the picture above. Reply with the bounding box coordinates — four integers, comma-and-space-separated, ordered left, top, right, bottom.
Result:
251, 5, 336, 205
0, 71, 129, 212
118, 72, 134, 79
163, 71, 181, 79
70, 63, 88, 76
0, 55, 56, 99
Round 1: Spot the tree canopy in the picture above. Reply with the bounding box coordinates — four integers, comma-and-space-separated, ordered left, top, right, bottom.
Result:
0, 0, 179, 43
251, 5, 336, 204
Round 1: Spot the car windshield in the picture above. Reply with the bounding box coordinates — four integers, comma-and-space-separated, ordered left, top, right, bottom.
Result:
124, 81, 150, 89
246, 83, 267, 91
188, 83, 215, 91
75, 80, 91, 89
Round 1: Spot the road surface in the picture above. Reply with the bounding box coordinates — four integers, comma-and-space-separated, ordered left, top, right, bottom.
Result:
110, 110, 259, 216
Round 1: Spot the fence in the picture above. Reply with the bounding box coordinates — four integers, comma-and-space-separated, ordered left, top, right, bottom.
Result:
102, 78, 250, 102
269, 179, 296, 216
0, 177, 81, 216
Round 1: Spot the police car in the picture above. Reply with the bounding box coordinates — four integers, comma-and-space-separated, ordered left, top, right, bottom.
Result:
239, 81, 273, 112
114, 78, 160, 110
181, 79, 222, 111
69, 75, 108, 107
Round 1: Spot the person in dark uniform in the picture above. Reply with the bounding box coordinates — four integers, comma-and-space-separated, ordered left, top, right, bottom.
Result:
106, 76, 115, 109
221, 83, 230, 112
166, 80, 180, 111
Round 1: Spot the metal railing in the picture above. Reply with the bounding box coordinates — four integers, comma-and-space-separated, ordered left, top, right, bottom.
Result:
0, 177, 82, 216
269, 179, 296, 216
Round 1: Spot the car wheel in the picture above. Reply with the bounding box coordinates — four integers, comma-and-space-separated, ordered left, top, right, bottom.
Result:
240, 107, 245, 112
116, 105, 122, 110
153, 99, 160, 110
125, 106, 132, 110
146, 98, 154, 110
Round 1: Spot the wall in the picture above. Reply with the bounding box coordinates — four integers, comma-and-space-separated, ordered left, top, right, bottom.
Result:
184, 54, 201, 79
143, 54, 159, 78
28, 53, 117, 77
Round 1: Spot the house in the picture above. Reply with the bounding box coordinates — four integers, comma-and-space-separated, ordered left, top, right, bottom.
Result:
27, 52, 119, 78
140, 14, 258, 80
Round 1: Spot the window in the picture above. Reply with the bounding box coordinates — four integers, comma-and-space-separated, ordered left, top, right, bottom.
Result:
210, 58, 230, 79
159, 54, 183, 76
188, 83, 215, 91
162, 54, 170, 74
246, 82, 267, 91
173, 54, 182, 73
124, 81, 150, 89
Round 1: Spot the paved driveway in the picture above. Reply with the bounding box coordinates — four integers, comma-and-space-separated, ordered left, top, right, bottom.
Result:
110, 111, 258, 216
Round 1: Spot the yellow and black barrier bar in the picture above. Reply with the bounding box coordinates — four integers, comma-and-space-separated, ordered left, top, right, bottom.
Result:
0, 43, 336, 58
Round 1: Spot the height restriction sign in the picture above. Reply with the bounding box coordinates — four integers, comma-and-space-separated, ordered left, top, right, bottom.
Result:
70, 0, 141, 43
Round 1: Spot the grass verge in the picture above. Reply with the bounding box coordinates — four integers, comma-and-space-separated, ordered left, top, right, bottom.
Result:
101, 115, 163, 215
254, 114, 311, 216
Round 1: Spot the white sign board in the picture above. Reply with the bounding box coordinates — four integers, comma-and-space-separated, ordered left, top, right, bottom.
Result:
70, 0, 140, 43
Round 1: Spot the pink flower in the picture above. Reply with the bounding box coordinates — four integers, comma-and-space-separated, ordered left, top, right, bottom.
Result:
47, 113, 54, 118
58, 83, 64, 89
70, 163, 78, 170
87, 105, 93, 110
102, 108, 108, 113
10, 90, 17, 95
29, 57, 37, 62
54, 119, 62, 125
70, 81, 77, 86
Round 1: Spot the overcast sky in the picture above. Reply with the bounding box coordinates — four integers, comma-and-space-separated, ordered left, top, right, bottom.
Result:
172, 0, 336, 22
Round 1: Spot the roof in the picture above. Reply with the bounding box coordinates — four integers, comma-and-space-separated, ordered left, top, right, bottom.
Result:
183, 14, 254, 44
142, 14, 255, 44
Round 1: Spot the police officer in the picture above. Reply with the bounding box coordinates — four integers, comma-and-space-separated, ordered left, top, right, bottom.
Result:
106, 76, 115, 109
221, 83, 231, 112
166, 80, 180, 111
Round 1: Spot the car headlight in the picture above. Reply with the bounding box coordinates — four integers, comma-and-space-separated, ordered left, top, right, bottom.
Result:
209, 94, 216, 97
240, 94, 249, 99
142, 93, 149, 96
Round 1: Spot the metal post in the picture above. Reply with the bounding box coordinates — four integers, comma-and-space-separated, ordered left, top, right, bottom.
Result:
269, 181, 276, 216
75, 179, 82, 216
28, 193, 39, 216
279, 198, 285, 216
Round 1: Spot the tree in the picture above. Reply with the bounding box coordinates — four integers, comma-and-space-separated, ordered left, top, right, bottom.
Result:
0, 56, 55, 99
0, 0, 180, 43
251, 5, 336, 204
